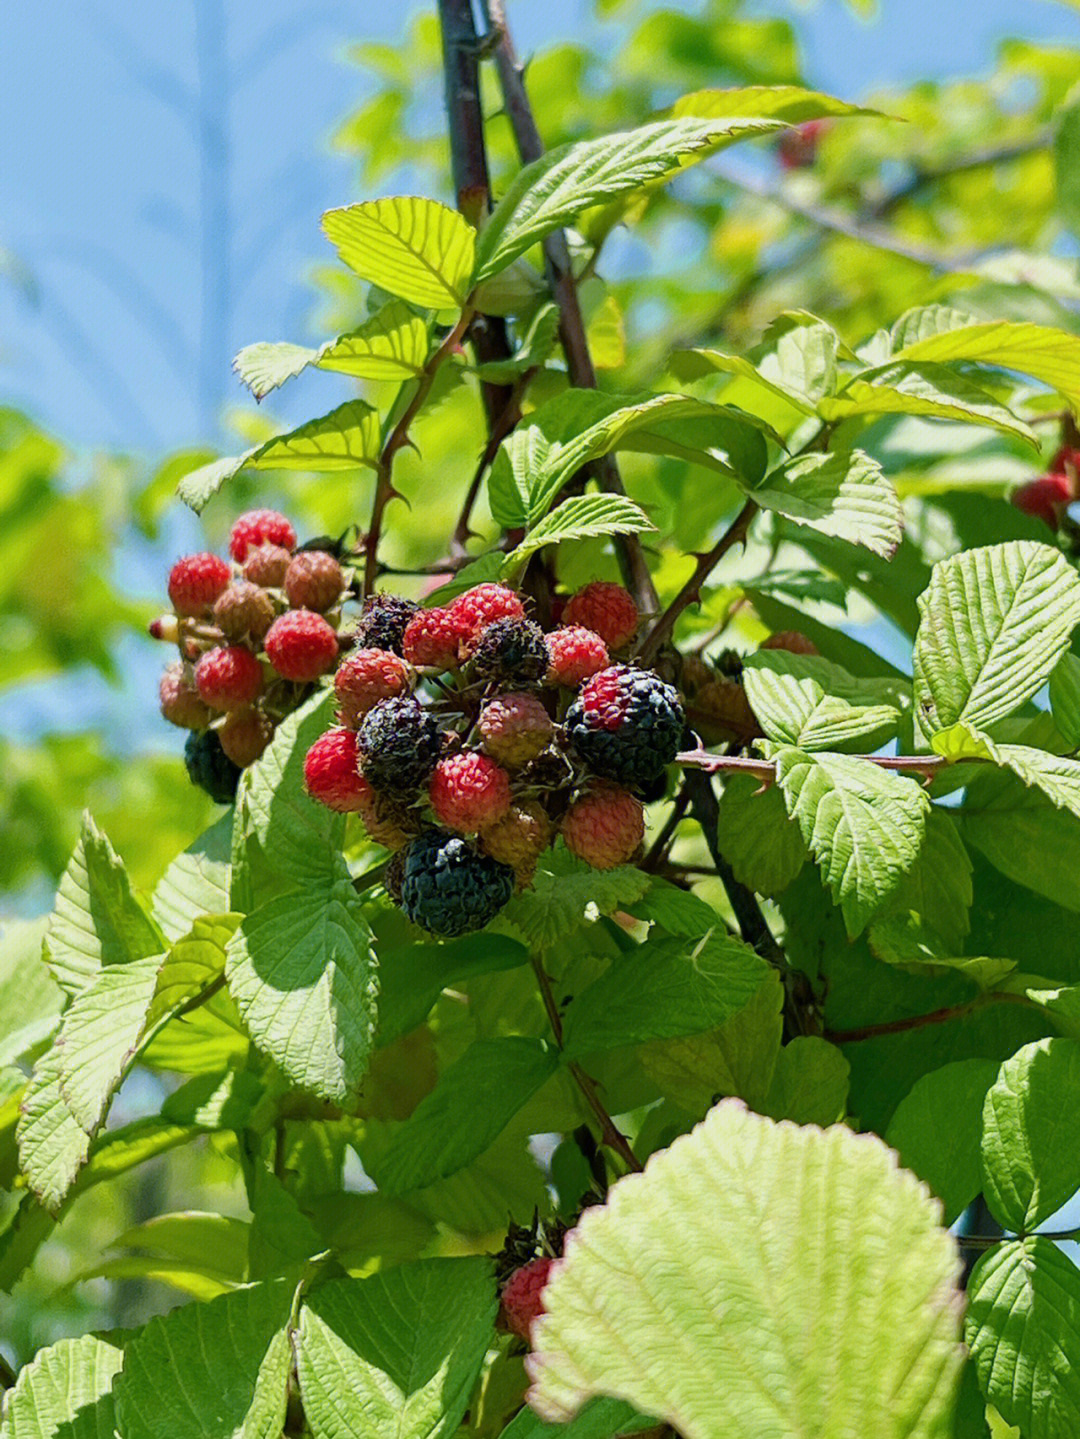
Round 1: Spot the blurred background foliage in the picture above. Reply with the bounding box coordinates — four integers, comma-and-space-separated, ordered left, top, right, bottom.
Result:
2, 0, 1079, 1361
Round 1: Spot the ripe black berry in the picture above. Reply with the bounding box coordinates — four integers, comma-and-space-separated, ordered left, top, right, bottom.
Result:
467, 617, 548, 683
399, 830, 515, 936
353, 593, 419, 656
184, 728, 242, 804
565, 665, 684, 787
357, 696, 443, 792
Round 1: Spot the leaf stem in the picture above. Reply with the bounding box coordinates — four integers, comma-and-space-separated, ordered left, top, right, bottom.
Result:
675, 748, 959, 784
530, 954, 643, 1174
823, 991, 1030, 1045
958, 1226, 1080, 1250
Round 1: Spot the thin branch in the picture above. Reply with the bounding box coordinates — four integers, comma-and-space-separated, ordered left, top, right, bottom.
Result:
531, 955, 643, 1173
641, 783, 693, 872
452, 369, 534, 555
480, 0, 658, 613
675, 748, 957, 785
864, 133, 1051, 220
364, 309, 473, 595
823, 991, 1029, 1045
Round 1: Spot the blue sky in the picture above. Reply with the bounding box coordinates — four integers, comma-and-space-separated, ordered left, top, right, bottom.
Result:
2, 0, 1076, 456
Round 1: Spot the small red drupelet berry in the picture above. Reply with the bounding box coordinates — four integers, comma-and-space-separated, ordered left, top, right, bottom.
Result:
561, 783, 644, 870
168, 553, 231, 617
335, 649, 413, 727
285, 550, 345, 613
159, 662, 212, 729
545, 626, 610, 687
194, 646, 264, 711
498, 1256, 555, 1342
402, 606, 468, 670
229, 509, 297, 563
242, 542, 292, 588
429, 751, 511, 833
478, 692, 553, 768
213, 580, 276, 642
264, 610, 339, 682
448, 583, 526, 645
1012, 473, 1072, 529
218, 707, 275, 767
303, 728, 369, 812
561, 581, 638, 650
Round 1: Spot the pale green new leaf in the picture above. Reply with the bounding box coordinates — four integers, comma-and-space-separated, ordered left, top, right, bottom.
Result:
913, 542, 1080, 744
323, 197, 475, 308
295, 1260, 497, 1439
46, 812, 163, 998
234, 303, 429, 399
0, 915, 62, 1066
114, 1280, 294, 1439
528, 1100, 964, 1438
751, 449, 903, 558
474, 117, 786, 282
16, 1049, 90, 1213
1049, 651, 1080, 747
966, 1239, 1080, 1438
506, 494, 655, 571
670, 346, 818, 414
56, 952, 162, 1131
671, 85, 881, 124
775, 748, 930, 937
226, 885, 377, 1104
819, 361, 1039, 448
885, 1059, 1000, 1224
147, 913, 239, 1029
716, 774, 809, 896
980, 1037, 1080, 1231
993, 744, 1080, 819
368, 1038, 559, 1195
892, 315, 1080, 411
151, 814, 232, 943
742, 655, 900, 751
0, 1333, 124, 1439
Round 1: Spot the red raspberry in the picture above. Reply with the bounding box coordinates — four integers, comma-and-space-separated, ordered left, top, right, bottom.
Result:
448, 583, 525, 644
545, 626, 610, 687
303, 728, 368, 811
242, 542, 292, 588
212, 580, 276, 641
402, 607, 467, 669
194, 646, 264, 710
561, 784, 644, 870
562, 582, 638, 650
159, 662, 212, 729
760, 631, 819, 656
478, 692, 553, 768
218, 707, 274, 767
264, 610, 338, 681
1012, 473, 1072, 528
168, 553, 231, 617
429, 752, 511, 833
480, 800, 552, 873
285, 550, 345, 613
499, 1256, 554, 1342
229, 509, 296, 563
1051, 446, 1080, 492
335, 649, 413, 726
777, 118, 829, 170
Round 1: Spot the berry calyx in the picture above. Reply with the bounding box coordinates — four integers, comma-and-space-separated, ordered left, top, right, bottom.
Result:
212, 580, 276, 642
303, 728, 369, 812
498, 1256, 555, 1342
399, 830, 515, 937
218, 707, 274, 767
354, 593, 419, 656
285, 550, 345, 613
562, 783, 644, 870
565, 665, 684, 787
357, 697, 443, 792
168, 553, 231, 617
159, 662, 212, 730
402, 607, 467, 670
194, 646, 264, 710
242, 543, 292, 588
264, 610, 339, 682
478, 692, 554, 768
429, 752, 512, 833
228, 509, 296, 563
449, 583, 525, 644
335, 649, 413, 727
545, 626, 610, 687
561, 581, 638, 650
466, 616, 548, 682
1012, 473, 1072, 528
184, 729, 242, 804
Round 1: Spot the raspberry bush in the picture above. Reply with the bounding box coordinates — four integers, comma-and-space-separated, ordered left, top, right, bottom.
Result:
8, 7, 1080, 1439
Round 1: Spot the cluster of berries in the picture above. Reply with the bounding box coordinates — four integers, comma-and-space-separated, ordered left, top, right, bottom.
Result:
1011, 445, 1080, 529
152, 508, 348, 802
301, 578, 685, 938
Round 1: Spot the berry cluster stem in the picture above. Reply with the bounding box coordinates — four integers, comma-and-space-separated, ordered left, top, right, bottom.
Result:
530, 955, 643, 1174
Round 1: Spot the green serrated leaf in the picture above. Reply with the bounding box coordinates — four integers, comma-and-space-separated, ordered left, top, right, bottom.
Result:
751, 449, 903, 558
966, 1238, 1080, 1438
474, 117, 785, 282
528, 1100, 964, 1438
234, 302, 429, 399
506, 493, 654, 571
776, 748, 930, 937
0, 1333, 124, 1439
716, 773, 809, 896
624, 879, 719, 937
114, 1280, 294, 1439
0, 915, 62, 1066
56, 952, 162, 1131
368, 1038, 559, 1195
670, 346, 819, 415
296, 1260, 496, 1439
671, 85, 882, 125
885, 1059, 1000, 1224
892, 315, 1080, 412
742, 654, 901, 751
913, 542, 1080, 745
1050, 651, 1080, 747
886, 807, 972, 953
151, 814, 232, 943
981, 1037, 1080, 1231
323, 197, 475, 309
1055, 96, 1080, 234
763, 1035, 850, 1126
377, 933, 529, 1049
819, 361, 1039, 447
16, 1049, 90, 1214
963, 767, 1080, 912
498, 845, 651, 948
